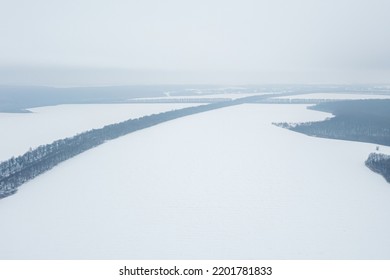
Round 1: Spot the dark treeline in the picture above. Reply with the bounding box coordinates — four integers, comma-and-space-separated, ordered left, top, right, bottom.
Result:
365, 153, 390, 183
0, 96, 264, 199
275, 100, 390, 146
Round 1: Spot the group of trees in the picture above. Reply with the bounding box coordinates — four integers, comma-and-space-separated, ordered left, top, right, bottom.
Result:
275, 100, 390, 147
365, 153, 390, 183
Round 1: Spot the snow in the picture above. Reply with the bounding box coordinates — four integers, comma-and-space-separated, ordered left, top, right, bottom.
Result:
273, 93, 390, 100
0, 103, 194, 162
1, 104, 390, 259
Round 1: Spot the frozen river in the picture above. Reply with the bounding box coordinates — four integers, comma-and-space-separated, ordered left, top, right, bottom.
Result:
0, 103, 389, 259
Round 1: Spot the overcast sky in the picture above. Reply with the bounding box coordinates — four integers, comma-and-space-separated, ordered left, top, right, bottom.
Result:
1, 0, 389, 85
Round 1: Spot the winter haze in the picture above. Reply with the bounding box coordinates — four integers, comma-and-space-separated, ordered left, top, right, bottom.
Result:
1, 0, 390, 85
1, 0, 390, 260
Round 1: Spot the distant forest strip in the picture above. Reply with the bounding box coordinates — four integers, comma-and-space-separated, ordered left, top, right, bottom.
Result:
274, 99, 390, 183
0, 95, 267, 199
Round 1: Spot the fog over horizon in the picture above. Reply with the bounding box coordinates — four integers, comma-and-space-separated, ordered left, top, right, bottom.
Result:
1, 0, 390, 86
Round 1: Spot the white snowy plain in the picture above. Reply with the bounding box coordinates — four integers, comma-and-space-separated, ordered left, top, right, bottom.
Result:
0, 103, 194, 162
1, 104, 390, 259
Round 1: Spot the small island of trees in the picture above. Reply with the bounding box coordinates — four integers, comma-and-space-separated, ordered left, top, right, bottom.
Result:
365, 153, 390, 183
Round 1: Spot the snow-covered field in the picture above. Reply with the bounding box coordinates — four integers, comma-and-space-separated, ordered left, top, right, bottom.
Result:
1, 103, 389, 259
273, 93, 390, 100
0, 103, 194, 162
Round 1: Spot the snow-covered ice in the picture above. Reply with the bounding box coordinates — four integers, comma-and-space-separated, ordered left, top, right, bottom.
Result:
0, 103, 194, 162
0, 104, 390, 259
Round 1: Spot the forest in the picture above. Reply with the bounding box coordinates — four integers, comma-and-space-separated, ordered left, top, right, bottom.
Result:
275, 100, 390, 146
275, 99, 390, 183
